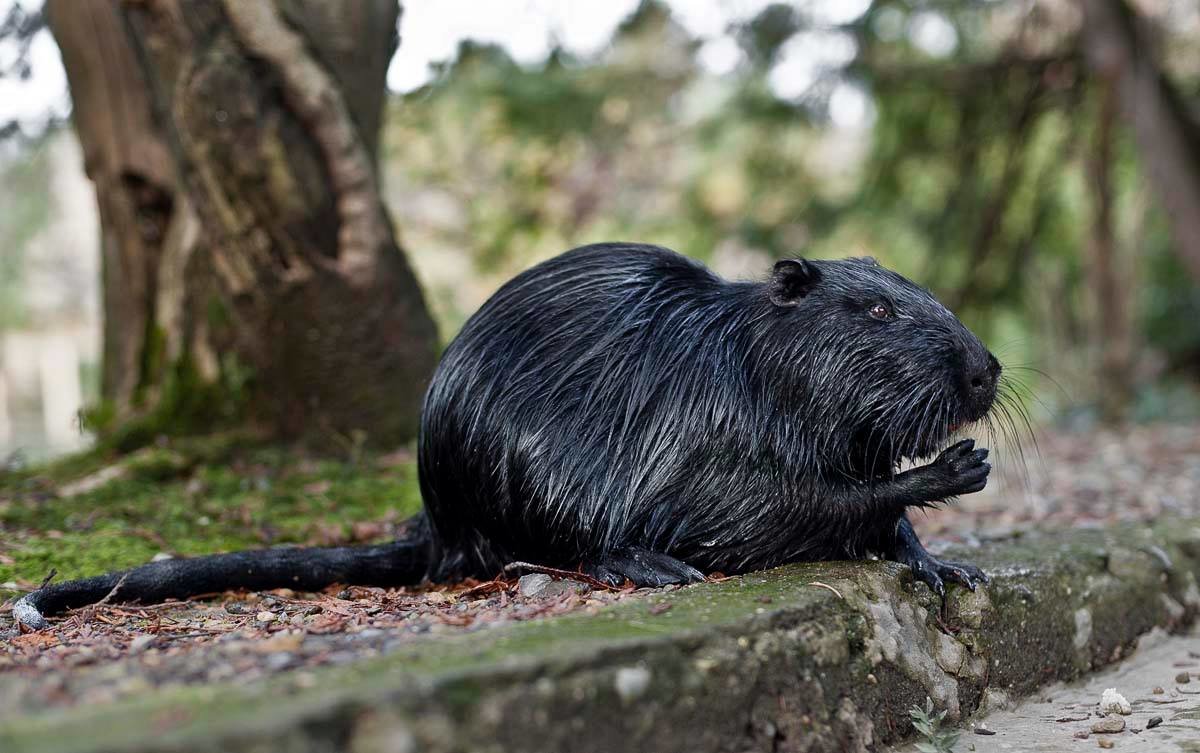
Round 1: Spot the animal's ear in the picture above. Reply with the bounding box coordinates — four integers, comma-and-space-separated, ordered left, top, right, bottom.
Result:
769, 259, 821, 307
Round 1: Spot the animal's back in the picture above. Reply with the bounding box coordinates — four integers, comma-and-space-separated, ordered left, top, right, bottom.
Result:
418, 243, 750, 577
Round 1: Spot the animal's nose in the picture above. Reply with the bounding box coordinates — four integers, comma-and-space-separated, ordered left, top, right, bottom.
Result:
968, 353, 1000, 396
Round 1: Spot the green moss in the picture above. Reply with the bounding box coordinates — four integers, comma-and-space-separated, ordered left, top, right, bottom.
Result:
5, 521, 1200, 753
0, 442, 423, 597
136, 325, 169, 404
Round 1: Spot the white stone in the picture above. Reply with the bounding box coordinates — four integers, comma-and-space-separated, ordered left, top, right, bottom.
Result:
1073, 608, 1092, 650
1099, 688, 1131, 715
614, 666, 652, 702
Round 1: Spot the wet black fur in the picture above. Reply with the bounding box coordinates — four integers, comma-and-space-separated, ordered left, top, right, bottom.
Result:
16, 243, 1003, 627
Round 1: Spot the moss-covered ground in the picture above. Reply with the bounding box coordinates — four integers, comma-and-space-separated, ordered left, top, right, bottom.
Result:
0, 436, 424, 601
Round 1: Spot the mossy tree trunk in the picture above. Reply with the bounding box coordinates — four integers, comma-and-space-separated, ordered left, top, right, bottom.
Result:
45, 0, 438, 450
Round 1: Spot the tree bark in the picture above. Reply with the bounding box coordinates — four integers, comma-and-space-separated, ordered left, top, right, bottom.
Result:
44, 0, 177, 421
1080, 0, 1200, 285
45, 0, 437, 449
1084, 80, 1134, 423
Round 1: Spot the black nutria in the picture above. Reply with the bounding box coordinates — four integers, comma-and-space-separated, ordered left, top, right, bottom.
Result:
16, 243, 1004, 628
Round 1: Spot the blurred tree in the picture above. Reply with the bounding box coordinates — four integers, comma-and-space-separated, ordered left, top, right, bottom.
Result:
43, 0, 437, 449
384, 0, 1200, 422
6, 0, 1200, 436
1083, 80, 1133, 422
1081, 0, 1200, 285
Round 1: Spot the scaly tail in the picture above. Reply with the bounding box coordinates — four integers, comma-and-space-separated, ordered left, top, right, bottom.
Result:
14, 524, 432, 629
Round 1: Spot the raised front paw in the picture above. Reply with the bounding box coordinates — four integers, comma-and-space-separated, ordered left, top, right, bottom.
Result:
585, 548, 706, 588
926, 438, 990, 498
906, 553, 989, 597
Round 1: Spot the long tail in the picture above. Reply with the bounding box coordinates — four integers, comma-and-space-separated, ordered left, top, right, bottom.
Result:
14, 529, 432, 629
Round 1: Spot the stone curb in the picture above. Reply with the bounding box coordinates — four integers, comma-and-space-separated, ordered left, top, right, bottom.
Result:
3, 520, 1199, 753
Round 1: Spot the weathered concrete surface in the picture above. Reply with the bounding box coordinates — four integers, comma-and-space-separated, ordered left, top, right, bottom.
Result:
891, 627, 1200, 752
3, 520, 1200, 753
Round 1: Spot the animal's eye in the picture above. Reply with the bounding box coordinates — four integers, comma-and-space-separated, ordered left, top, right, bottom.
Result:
868, 302, 892, 321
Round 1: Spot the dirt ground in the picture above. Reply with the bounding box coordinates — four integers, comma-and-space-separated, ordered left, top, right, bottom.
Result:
912, 422, 1200, 543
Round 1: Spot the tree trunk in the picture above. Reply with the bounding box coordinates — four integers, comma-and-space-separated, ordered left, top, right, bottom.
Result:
45, 0, 438, 449
1080, 0, 1200, 285
1084, 80, 1134, 423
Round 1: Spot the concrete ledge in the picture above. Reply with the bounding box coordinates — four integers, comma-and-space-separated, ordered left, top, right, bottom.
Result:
3, 520, 1200, 753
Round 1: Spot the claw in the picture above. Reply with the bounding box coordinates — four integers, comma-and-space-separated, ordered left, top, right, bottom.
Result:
585, 548, 704, 588
940, 439, 975, 459
907, 555, 988, 597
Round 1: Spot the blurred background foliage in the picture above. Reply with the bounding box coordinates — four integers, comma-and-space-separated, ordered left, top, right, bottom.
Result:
382, 0, 1200, 427
3, 0, 1200, 460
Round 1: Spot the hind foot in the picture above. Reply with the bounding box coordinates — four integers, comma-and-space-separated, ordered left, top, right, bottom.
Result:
893, 516, 988, 597
903, 552, 988, 597
586, 547, 705, 588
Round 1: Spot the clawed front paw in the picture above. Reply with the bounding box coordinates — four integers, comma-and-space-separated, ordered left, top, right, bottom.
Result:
907, 554, 989, 597
928, 438, 990, 498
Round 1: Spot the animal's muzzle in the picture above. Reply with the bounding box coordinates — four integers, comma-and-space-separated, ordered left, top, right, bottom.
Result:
964, 352, 1001, 416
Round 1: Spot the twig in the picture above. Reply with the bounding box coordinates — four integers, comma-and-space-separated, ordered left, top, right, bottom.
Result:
93, 573, 130, 609
69, 573, 131, 626
37, 568, 57, 590
157, 631, 219, 641
457, 579, 511, 598
109, 602, 196, 615
808, 581, 844, 599
503, 561, 620, 591
934, 612, 962, 635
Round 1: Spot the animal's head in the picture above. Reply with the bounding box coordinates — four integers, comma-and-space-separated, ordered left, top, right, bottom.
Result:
764, 256, 1002, 474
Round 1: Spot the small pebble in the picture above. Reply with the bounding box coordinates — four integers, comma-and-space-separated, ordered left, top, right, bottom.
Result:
1097, 740, 1113, 749
225, 601, 252, 615
1147, 716, 1163, 729
973, 726, 996, 736
1091, 716, 1125, 734
256, 611, 276, 622
1152, 686, 1165, 694
128, 634, 156, 654
1074, 730, 1090, 739
1175, 672, 1191, 684
517, 573, 554, 597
